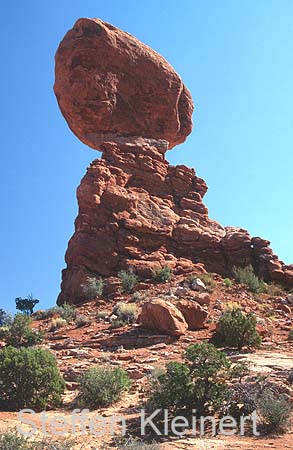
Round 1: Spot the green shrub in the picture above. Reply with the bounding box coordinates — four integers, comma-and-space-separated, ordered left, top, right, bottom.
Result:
112, 303, 138, 325
111, 318, 127, 329
131, 291, 145, 303
79, 366, 131, 407
59, 303, 76, 323
118, 270, 138, 293
147, 342, 231, 418
152, 266, 172, 283
0, 430, 31, 450
265, 283, 284, 297
81, 277, 104, 299
229, 361, 250, 382
0, 430, 75, 450
185, 273, 216, 292
288, 329, 293, 341
32, 438, 75, 450
34, 306, 62, 321
257, 389, 290, 432
49, 317, 67, 331
36, 303, 77, 323
113, 436, 161, 450
0, 314, 43, 347
223, 377, 290, 432
0, 309, 13, 327
212, 304, 262, 350
232, 265, 265, 293
0, 346, 65, 410
96, 310, 108, 320
75, 314, 91, 328
223, 278, 233, 288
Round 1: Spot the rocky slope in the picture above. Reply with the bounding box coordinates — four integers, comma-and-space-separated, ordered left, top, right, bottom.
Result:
54, 18, 292, 305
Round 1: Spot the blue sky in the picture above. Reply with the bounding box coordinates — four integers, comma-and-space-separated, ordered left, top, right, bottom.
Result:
0, 0, 292, 312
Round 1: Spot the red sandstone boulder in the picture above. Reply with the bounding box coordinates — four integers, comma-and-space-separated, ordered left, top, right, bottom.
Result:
177, 300, 208, 330
139, 298, 188, 337
54, 18, 193, 150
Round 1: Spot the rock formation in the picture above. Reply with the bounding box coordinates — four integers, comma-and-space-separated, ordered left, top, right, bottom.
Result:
54, 18, 193, 150
54, 18, 293, 305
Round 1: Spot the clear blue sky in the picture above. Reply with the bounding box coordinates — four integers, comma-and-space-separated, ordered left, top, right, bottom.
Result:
0, 0, 292, 312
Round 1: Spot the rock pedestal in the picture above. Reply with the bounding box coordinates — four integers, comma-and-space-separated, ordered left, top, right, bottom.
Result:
57, 138, 292, 304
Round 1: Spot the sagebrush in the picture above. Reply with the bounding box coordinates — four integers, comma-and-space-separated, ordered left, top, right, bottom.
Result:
79, 366, 131, 407
0, 346, 65, 410
0, 314, 43, 347
212, 304, 261, 350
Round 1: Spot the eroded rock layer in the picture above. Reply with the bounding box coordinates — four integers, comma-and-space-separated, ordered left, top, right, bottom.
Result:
58, 139, 293, 304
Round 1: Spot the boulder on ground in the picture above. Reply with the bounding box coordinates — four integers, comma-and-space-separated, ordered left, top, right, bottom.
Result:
139, 298, 188, 337
177, 300, 208, 330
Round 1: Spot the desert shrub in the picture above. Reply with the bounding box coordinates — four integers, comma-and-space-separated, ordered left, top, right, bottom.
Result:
0, 430, 31, 450
152, 266, 172, 283
118, 270, 138, 293
288, 329, 293, 341
81, 277, 104, 299
59, 303, 76, 323
212, 304, 261, 350
229, 361, 250, 382
0, 346, 65, 410
223, 278, 233, 288
0, 314, 43, 347
0, 431, 75, 450
96, 310, 108, 320
34, 306, 62, 321
222, 376, 289, 432
32, 438, 76, 450
232, 265, 265, 293
257, 389, 290, 432
79, 366, 131, 407
147, 342, 231, 418
49, 317, 67, 331
196, 273, 216, 292
75, 314, 91, 328
113, 436, 161, 450
111, 318, 127, 329
131, 291, 145, 303
265, 283, 284, 297
0, 309, 13, 327
112, 303, 138, 325
222, 382, 257, 422
147, 361, 193, 416
183, 273, 215, 292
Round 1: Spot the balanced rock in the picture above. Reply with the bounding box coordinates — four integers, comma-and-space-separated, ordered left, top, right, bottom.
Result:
139, 298, 188, 337
54, 19, 293, 305
54, 18, 193, 150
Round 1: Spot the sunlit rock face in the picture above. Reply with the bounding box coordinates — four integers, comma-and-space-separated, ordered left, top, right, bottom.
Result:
54, 18, 193, 151
54, 19, 292, 304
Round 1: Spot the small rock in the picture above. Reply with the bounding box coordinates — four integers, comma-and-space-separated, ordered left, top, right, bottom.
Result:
190, 278, 207, 292
278, 304, 291, 314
